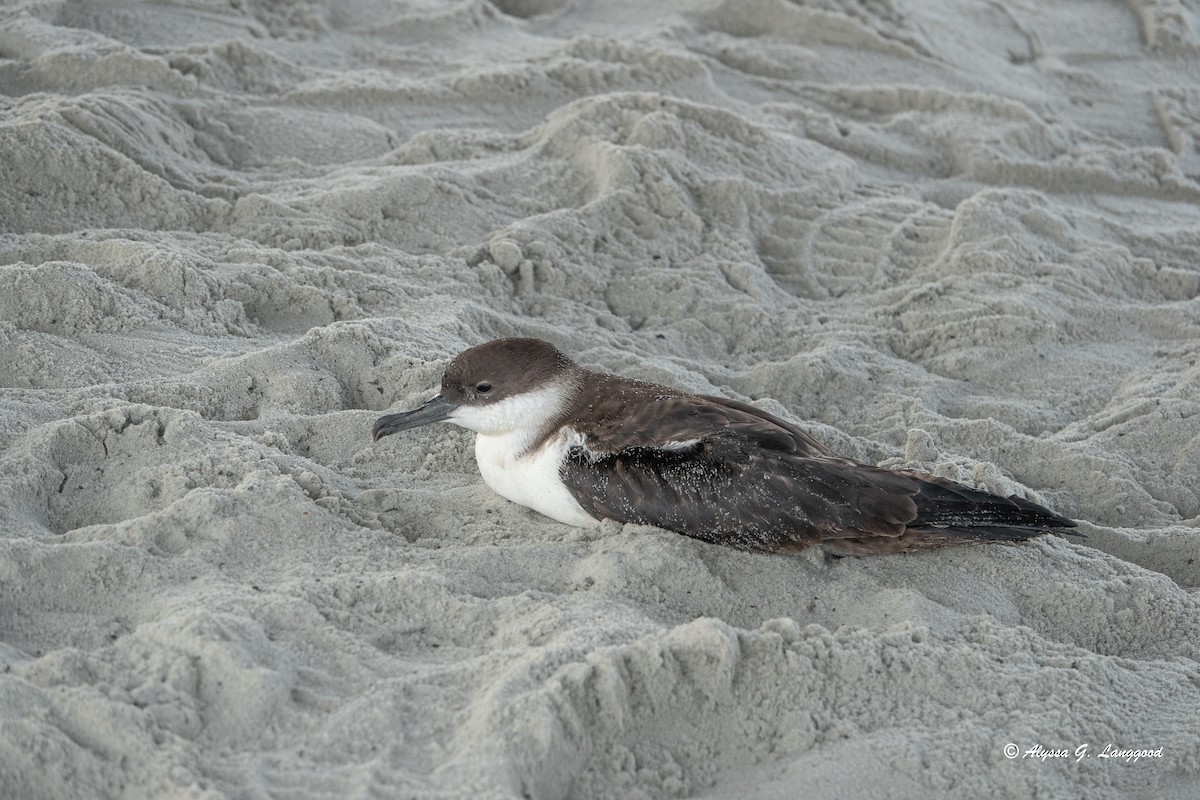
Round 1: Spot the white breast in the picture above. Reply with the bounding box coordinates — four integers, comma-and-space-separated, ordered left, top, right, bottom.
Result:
474, 426, 598, 527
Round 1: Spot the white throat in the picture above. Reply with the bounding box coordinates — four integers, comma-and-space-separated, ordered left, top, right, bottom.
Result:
447, 382, 569, 453
447, 382, 597, 527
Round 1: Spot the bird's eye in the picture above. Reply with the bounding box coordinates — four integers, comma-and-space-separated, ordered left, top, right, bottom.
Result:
475, 382, 492, 394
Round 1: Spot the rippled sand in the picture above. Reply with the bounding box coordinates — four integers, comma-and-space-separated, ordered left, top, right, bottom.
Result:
2, 1, 1199, 797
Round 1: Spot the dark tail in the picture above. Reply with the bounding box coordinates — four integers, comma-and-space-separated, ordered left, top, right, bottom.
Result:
909, 476, 1078, 542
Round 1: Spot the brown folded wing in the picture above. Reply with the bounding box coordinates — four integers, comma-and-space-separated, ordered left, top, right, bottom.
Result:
560, 381, 1074, 554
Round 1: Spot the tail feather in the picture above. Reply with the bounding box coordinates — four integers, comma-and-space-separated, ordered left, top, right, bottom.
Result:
910, 476, 1077, 540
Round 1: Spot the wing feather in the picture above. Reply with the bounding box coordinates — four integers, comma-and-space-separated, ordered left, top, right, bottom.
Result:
559, 376, 1075, 554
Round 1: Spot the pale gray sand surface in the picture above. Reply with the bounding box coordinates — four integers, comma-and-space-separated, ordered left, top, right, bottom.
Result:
2, 1, 1200, 798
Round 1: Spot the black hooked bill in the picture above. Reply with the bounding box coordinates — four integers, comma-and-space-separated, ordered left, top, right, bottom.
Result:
372, 395, 457, 442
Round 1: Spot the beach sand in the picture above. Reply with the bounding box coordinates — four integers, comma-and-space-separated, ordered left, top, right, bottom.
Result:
2, 1, 1200, 797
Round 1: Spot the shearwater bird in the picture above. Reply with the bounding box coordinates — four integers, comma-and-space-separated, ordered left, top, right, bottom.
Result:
372, 338, 1076, 556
